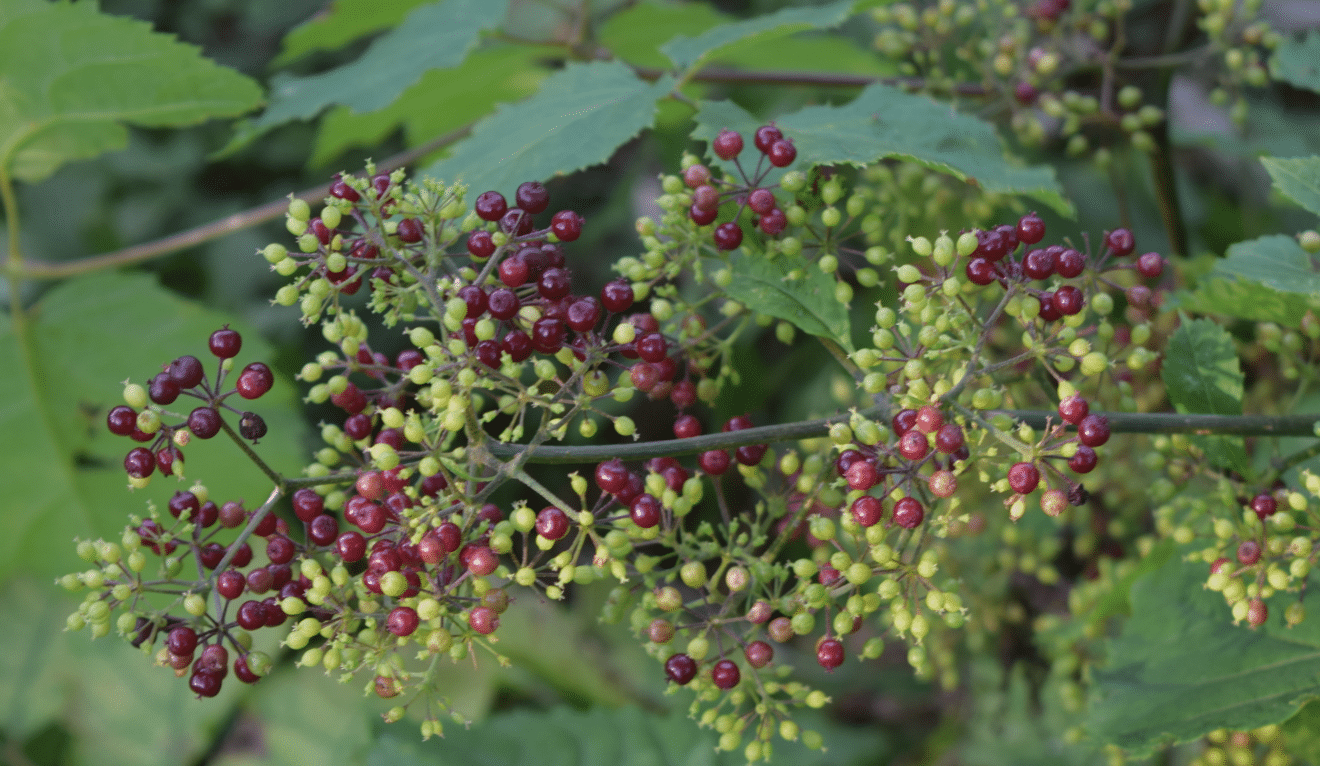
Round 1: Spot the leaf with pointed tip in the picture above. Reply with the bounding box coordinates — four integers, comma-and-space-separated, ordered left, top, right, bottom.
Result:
1160, 316, 1248, 473
420, 61, 674, 197
1270, 30, 1320, 94
1262, 155, 1320, 218
221, 0, 509, 156
0, 0, 261, 182
721, 251, 855, 353
692, 89, 1071, 214
659, 0, 861, 72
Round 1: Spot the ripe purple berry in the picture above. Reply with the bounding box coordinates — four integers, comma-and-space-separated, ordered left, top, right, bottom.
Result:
665, 653, 698, 684
236, 362, 273, 399
711, 659, 741, 690
208, 327, 242, 359
712, 129, 743, 160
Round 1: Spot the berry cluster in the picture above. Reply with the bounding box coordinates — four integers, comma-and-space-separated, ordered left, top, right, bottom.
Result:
107, 327, 272, 486
72, 137, 1197, 759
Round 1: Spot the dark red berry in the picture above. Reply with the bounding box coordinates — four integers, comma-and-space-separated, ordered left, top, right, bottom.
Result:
712, 129, 743, 160
816, 638, 844, 671
516, 181, 549, 214
209, 327, 242, 359
1237, 540, 1262, 566
107, 405, 138, 436
892, 409, 918, 435
711, 659, 741, 690
236, 600, 268, 631
1014, 81, 1039, 104
168, 491, 200, 519
236, 362, 273, 400
898, 430, 929, 461
934, 423, 964, 453
665, 653, 698, 684
852, 496, 883, 527
387, 606, 420, 637
748, 188, 776, 215
673, 414, 702, 439
1016, 213, 1046, 244
713, 222, 743, 251
759, 207, 787, 235
753, 124, 783, 154
893, 497, 924, 529
1053, 285, 1084, 315
1068, 445, 1098, 473
188, 407, 222, 439
531, 317, 566, 353
216, 569, 245, 599
551, 210, 583, 242
124, 447, 155, 478
745, 640, 773, 668
1105, 228, 1136, 257
699, 449, 731, 475
1008, 462, 1040, 494
1137, 252, 1164, 279
469, 605, 499, 634
337, 531, 366, 562
1022, 248, 1056, 280
600, 279, 635, 313
966, 257, 996, 286
467, 230, 496, 259
537, 267, 571, 300
308, 514, 339, 546
501, 330, 533, 362
167, 626, 198, 656
1251, 493, 1278, 520
536, 507, 570, 540
1077, 414, 1110, 447
767, 139, 796, 167
1056, 248, 1085, 277
396, 218, 424, 243
169, 356, 205, 388
498, 208, 533, 236
1058, 395, 1088, 425
637, 333, 667, 363
488, 288, 520, 320
630, 494, 662, 528
475, 191, 507, 222
190, 671, 222, 698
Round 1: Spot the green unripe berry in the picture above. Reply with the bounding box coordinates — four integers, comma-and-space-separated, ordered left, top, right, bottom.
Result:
184, 594, 206, 616
262, 243, 289, 264
680, 561, 707, 588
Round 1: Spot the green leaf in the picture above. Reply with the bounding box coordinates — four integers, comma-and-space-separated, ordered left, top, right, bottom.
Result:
1160, 315, 1248, 473
0, 0, 262, 182
1261, 155, 1320, 217
721, 251, 854, 352
1179, 234, 1320, 325
222, 0, 509, 155
1282, 699, 1320, 764
308, 46, 547, 168
0, 272, 308, 583
363, 705, 888, 766
659, 0, 861, 72
420, 61, 674, 197
273, 0, 436, 67
1089, 552, 1320, 757
692, 89, 1072, 215
1270, 30, 1320, 94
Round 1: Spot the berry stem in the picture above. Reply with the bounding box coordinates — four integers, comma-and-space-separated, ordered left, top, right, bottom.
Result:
219, 414, 284, 489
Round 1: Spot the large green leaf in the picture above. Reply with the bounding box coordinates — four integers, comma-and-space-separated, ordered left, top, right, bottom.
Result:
0, 579, 241, 764
721, 251, 854, 352
1089, 553, 1320, 757
659, 0, 862, 73
692, 91, 1072, 215
1270, 31, 1320, 94
1261, 156, 1320, 218
0, 0, 261, 182
1160, 316, 1248, 473
223, 0, 509, 155
363, 705, 888, 766
0, 272, 307, 583
599, 1, 730, 69
420, 61, 674, 197
1187, 234, 1320, 326
273, 0, 436, 67
308, 46, 547, 168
